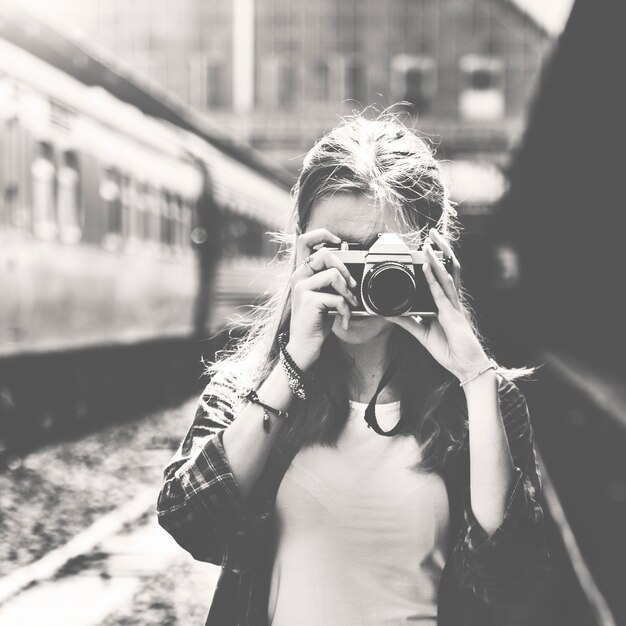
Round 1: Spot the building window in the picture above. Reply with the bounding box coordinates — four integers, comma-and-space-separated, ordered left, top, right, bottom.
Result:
312, 58, 330, 103
345, 57, 367, 104
31, 141, 56, 240
328, 56, 367, 105
391, 55, 436, 115
259, 56, 297, 110
206, 58, 228, 109
459, 55, 504, 121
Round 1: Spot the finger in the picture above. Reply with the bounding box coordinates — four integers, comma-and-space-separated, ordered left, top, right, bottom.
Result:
296, 228, 341, 260
291, 246, 357, 291
313, 292, 352, 330
384, 314, 429, 344
297, 267, 358, 307
424, 243, 461, 309
429, 228, 461, 290
423, 262, 455, 316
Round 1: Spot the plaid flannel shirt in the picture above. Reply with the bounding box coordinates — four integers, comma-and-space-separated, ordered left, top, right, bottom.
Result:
157, 372, 549, 626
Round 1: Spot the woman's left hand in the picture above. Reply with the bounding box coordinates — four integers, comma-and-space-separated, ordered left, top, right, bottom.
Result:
385, 228, 491, 382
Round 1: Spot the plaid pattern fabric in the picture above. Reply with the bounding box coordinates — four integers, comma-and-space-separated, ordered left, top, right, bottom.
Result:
157, 372, 549, 625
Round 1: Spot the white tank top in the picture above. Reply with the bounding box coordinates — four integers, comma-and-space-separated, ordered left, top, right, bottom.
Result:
268, 400, 450, 626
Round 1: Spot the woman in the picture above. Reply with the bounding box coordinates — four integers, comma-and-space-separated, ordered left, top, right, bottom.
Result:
157, 113, 549, 626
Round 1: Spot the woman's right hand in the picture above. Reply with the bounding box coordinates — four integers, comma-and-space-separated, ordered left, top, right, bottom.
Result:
287, 228, 359, 371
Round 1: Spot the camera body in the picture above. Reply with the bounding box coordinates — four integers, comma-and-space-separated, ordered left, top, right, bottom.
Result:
324, 233, 453, 317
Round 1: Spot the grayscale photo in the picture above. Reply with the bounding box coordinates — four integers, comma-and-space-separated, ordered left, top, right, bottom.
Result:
0, 1, 623, 625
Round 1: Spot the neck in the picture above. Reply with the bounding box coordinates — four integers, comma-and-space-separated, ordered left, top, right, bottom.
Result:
338, 327, 402, 403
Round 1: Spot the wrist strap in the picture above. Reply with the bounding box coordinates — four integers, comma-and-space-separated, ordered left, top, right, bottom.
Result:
458, 359, 498, 387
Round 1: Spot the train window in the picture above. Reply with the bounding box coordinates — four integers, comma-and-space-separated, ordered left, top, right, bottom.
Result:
160, 190, 172, 246
100, 167, 121, 234
2, 184, 18, 227
181, 201, 192, 251
459, 55, 504, 121
120, 174, 133, 241
57, 151, 82, 244
222, 213, 264, 259
100, 167, 123, 251
129, 179, 142, 244
2, 117, 25, 229
31, 141, 57, 240
176, 197, 187, 251
136, 183, 150, 242
144, 185, 160, 245
170, 194, 181, 251
391, 55, 436, 115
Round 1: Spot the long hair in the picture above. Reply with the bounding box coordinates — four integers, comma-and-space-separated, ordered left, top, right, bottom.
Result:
206, 110, 528, 472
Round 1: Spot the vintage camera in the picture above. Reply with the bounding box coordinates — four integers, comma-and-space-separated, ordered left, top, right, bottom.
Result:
324, 233, 452, 317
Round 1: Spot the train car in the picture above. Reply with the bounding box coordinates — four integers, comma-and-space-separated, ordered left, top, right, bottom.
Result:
0, 28, 292, 452
0, 37, 204, 356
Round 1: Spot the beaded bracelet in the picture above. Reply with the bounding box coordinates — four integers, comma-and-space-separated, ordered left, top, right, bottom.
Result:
244, 388, 289, 433
458, 358, 498, 387
277, 332, 307, 400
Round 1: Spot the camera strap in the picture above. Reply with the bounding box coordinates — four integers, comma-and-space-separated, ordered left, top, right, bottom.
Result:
363, 355, 404, 437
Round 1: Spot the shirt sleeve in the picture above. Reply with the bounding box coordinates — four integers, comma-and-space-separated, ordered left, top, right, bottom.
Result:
156, 371, 272, 574
452, 377, 550, 605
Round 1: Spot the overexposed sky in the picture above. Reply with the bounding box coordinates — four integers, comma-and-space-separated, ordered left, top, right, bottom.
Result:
512, 0, 576, 35
11, 0, 577, 38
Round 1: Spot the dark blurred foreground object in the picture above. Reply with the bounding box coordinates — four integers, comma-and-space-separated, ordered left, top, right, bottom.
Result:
498, 0, 626, 370
0, 5, 292, 459
494, 0, 626, 624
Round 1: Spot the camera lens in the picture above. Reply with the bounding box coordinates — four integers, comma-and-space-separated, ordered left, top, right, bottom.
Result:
362, 262, 416, 316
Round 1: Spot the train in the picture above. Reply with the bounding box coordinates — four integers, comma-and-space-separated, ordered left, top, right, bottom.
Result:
0, 20, 292, 453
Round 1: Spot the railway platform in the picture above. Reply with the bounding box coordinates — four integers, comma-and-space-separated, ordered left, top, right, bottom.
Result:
0, 351, 622, 626
0, 510, 219, 626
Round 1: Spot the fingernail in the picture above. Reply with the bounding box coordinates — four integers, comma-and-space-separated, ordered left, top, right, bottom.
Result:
350, 276, 357, 288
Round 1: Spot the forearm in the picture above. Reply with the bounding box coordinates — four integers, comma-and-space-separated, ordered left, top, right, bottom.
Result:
464, 370, 516, 536
221, 361, 295, 501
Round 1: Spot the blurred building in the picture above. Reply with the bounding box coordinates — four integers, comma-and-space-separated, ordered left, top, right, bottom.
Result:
44, 0, 553, 207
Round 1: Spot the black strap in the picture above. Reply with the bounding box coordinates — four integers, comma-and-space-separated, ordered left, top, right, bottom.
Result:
363, 355, 404, 437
